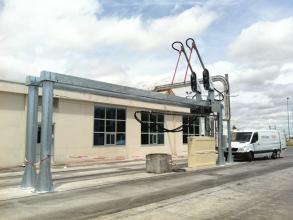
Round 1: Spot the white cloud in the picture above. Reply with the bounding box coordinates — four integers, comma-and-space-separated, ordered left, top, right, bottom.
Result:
275, 62, 293, 85
214, 17, 293, 134
228, 17, 293, 65
1, 0, 291, 135
213, 59, 292, 133
0, 0, 216, 82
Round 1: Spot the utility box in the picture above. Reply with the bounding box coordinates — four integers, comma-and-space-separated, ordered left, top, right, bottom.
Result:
146, 153, 172, 174
188, 136, 217, 168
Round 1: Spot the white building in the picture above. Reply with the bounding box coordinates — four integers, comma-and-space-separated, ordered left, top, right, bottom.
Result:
0, 78, 202, 168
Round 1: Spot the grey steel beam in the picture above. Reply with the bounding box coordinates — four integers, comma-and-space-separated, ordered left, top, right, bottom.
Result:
41, 71, 210, 108
21, 76, 39, 189
35, 80, 55, 192
153, 76, 230, 118
212, 75, 230, 120
217, 104, 226, 165
225, 74, 233, 163
153, 81, 192, 92
54, 83, 208, 109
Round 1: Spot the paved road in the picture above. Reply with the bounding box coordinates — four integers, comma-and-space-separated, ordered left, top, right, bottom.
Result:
0, 149, 292, 220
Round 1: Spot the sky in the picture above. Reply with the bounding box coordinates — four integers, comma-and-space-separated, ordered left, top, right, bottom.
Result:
0, 0, 292, 135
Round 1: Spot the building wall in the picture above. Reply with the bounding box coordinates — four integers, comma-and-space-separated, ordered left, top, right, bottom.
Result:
53, 99, 187, 163
0, 91, 26, 168
0, 80, 191, 167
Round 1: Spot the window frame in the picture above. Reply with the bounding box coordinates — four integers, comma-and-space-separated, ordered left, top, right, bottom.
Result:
93, 105, 126, 147
140, 112, 164, 146
182, 115, 200, 144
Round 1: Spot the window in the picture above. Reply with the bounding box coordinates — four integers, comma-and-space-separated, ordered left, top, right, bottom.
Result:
232, 132, 252, 143
251, 132, 258, 143
182, 116, 200, 144
37, 124, 55, 144
141, 112, 164, 145
93, 106, 126, 146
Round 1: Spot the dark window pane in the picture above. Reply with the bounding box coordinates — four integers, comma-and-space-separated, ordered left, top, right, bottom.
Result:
94, 119, 105, 132
194, 126, 200, 135
150, 134, 154, 144
106, 133, 115, 145
141, 122, 149, 133
117, 121, 125, 132
251, 132, 258, 143
94, 133, 104, 145
182, 116, 199, 144
141, 134, 149, 145
106, 120, 115, 132
141, 112, 149, 122
157, 114, 164, 122
157, 123, 164, 133
111, 134, 115, 144
183, 116, 188, 124
106, 133, 111, 144
158, 134, 164, 144
106, 108, 116, 119
190, 117, 199, 125
117, 109, 126, 120
150, 123, 156, 132
189, 125, 194, 134
149, 134, 157, 144
116, 133, 125, 145
183, 125, 188, 134
183, 135, 188, 144
94, 106, 105, 118
150, 114, 156, 123
189, 116, 194, 125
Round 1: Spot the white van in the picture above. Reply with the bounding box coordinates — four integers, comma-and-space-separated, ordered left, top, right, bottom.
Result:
225, 130, 286, 161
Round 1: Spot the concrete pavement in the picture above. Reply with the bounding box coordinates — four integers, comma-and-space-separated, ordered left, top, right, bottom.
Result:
0, 149, 292, 220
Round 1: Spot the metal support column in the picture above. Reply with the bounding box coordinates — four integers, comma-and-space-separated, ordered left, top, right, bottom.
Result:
217, 105, 225, 165
225, 74, 233, 163
35, 80, 54, 192
21, 77, 39, 189
287, 97, 290, 139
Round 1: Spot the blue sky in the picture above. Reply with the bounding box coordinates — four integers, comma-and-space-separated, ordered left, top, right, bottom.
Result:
0, 0, 292, 133
97, 0, 293, 63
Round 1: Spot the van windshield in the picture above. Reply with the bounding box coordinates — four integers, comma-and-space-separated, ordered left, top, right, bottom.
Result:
232, 132, 252, 143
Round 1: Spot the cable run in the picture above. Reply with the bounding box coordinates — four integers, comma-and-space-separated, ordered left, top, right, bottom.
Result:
134, 111, 208, 133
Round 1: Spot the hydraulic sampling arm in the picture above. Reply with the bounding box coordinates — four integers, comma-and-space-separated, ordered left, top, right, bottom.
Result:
171, 38, 215, 102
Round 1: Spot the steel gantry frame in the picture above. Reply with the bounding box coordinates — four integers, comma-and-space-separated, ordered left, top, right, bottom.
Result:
153, 74, 233, 164
21, 76, 39, 189
21, 70, 227, 192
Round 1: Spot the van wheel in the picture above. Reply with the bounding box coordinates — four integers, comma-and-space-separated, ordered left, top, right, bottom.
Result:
247, 152, 254, 162
271, 150, 278, 159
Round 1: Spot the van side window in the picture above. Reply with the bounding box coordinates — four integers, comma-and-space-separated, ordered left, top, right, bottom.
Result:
251, 132, 258, 143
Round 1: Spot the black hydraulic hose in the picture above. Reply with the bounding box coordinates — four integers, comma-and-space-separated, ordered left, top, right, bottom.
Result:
133, 111, 203, 133
186, 38, 213, 92
186, 38, 205, 70
214, 87, 225, 101
134, 111, 183, 132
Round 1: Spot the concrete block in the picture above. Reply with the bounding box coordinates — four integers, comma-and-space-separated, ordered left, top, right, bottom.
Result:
146, 153, 172, 174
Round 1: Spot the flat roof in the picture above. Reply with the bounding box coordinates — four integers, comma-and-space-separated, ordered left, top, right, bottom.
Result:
1, 73, 209, 109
